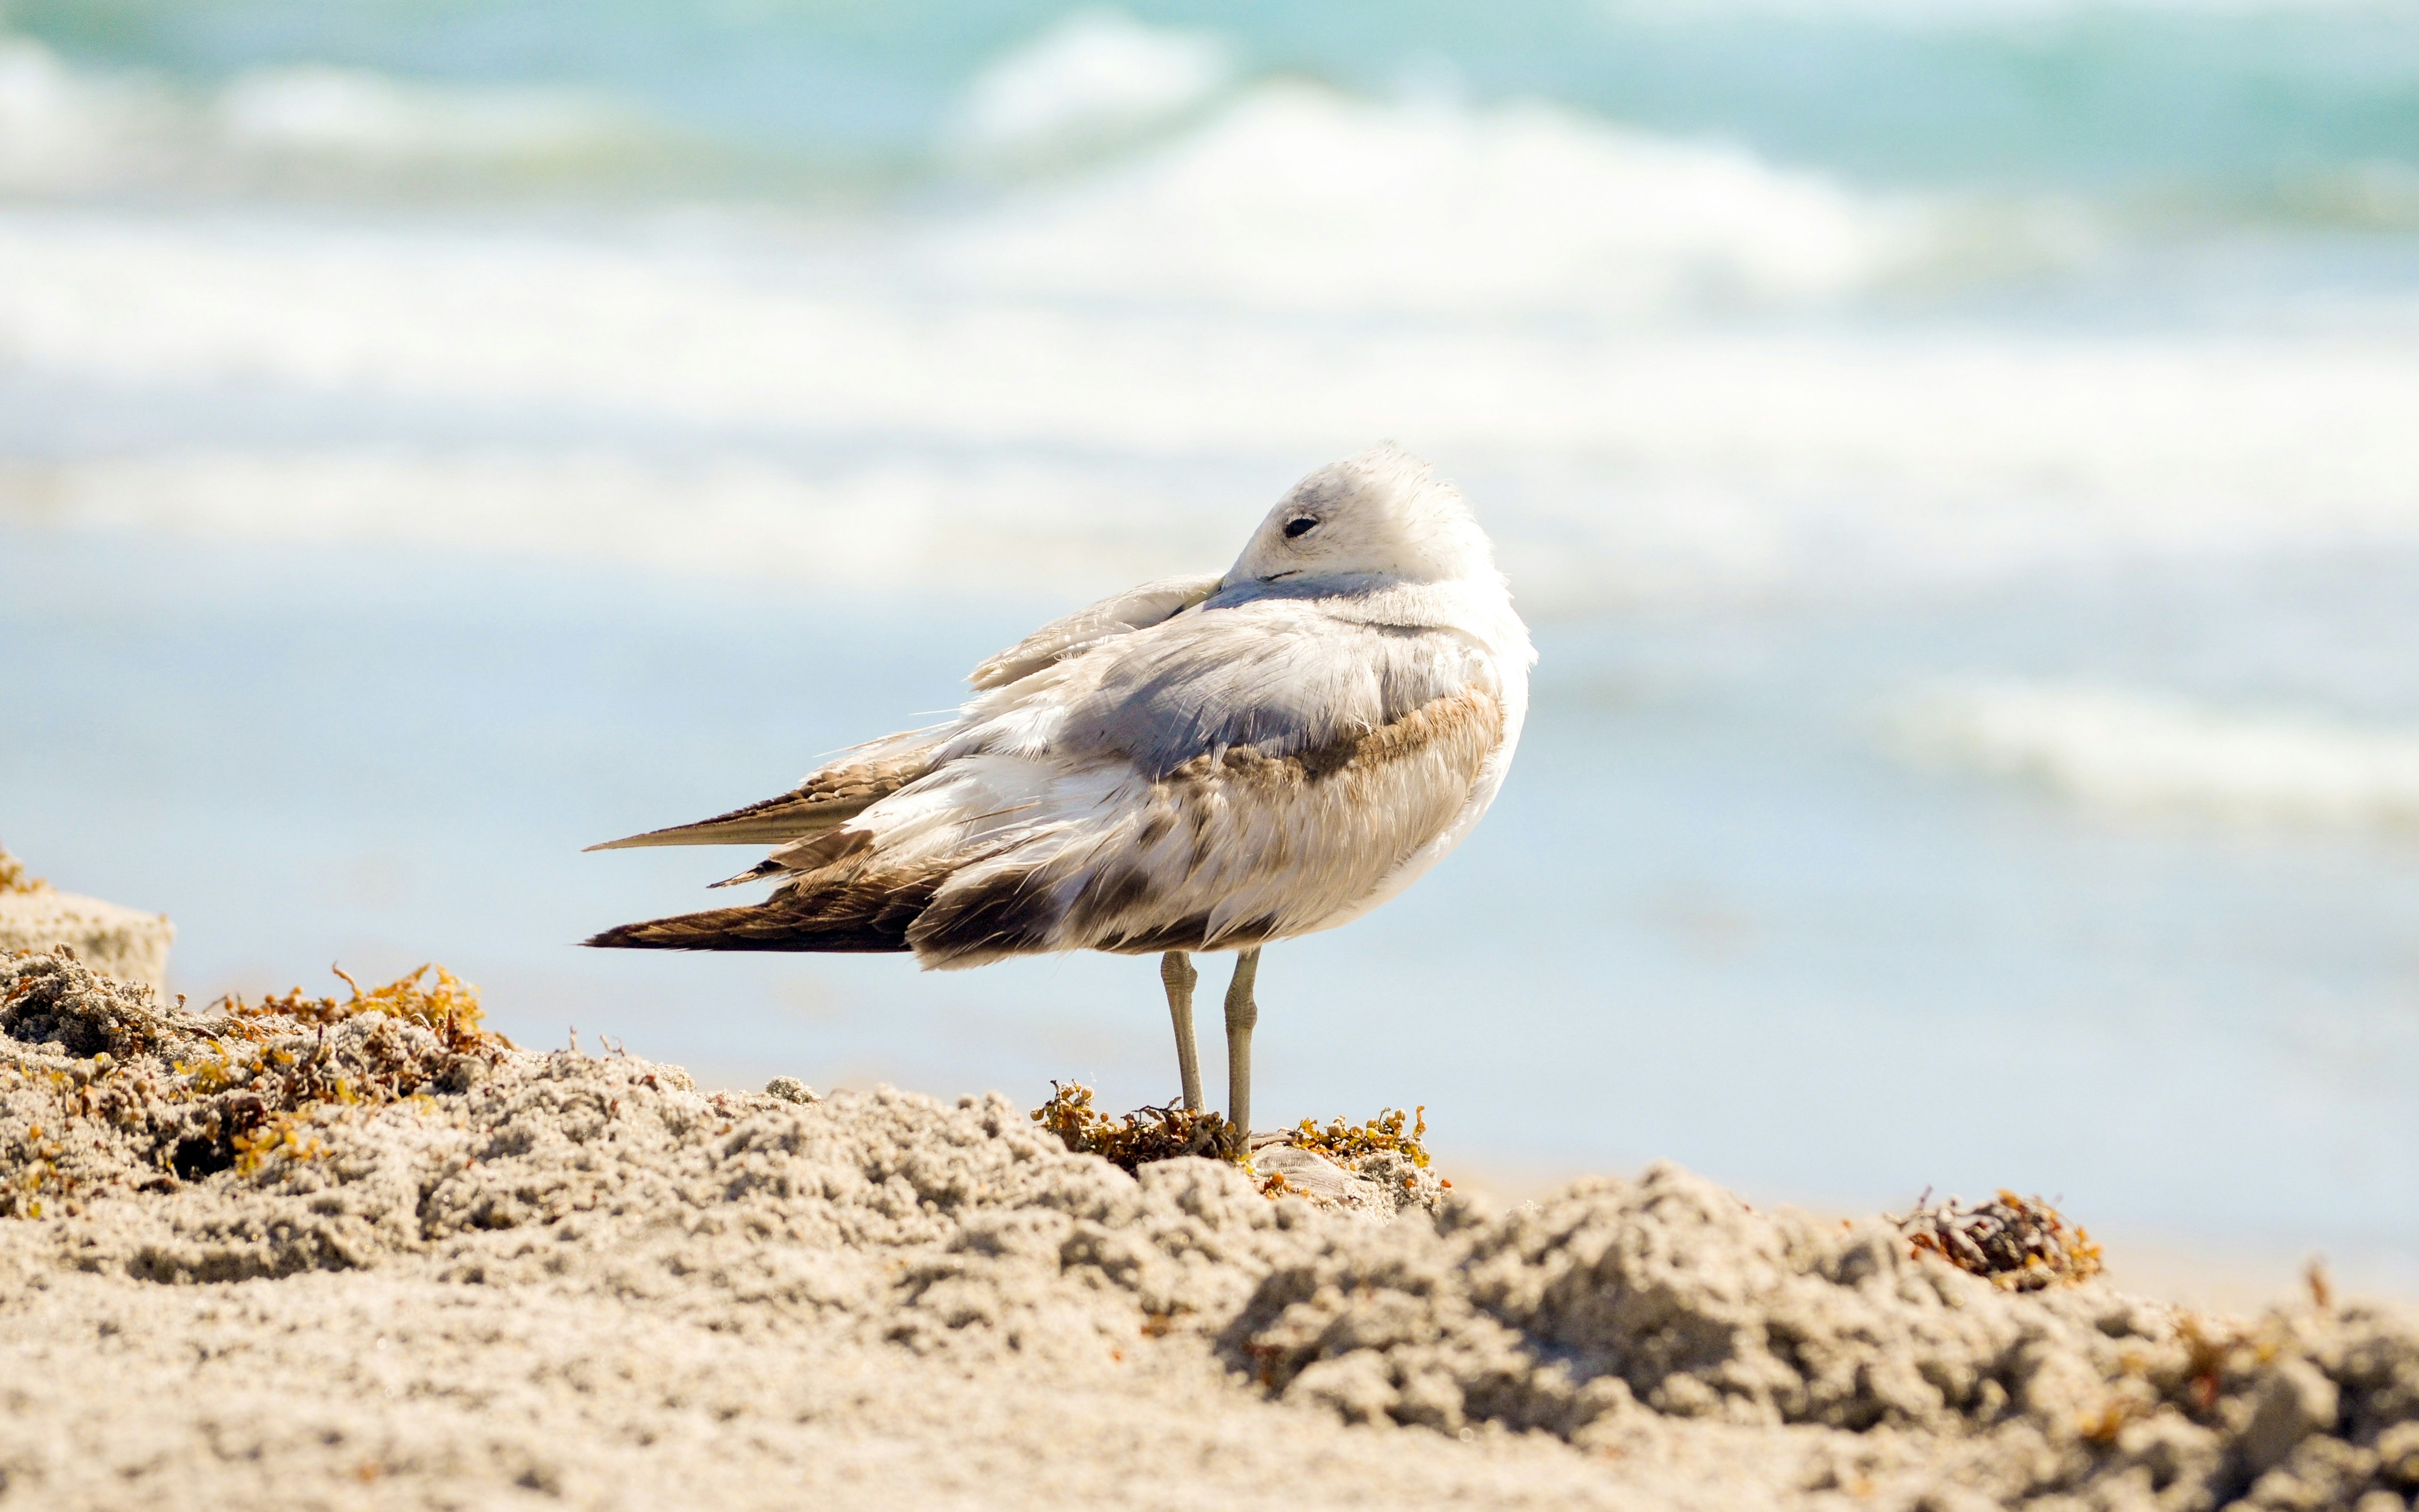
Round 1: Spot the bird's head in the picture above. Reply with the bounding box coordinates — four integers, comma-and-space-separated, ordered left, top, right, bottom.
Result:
1227, 444, 1496, 589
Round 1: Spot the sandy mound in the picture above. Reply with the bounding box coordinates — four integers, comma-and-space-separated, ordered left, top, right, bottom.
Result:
6, 947, 2419, 1511
0, 844, 172, 992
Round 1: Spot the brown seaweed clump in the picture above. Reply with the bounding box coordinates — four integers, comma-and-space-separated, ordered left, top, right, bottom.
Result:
2, 949, 513, 1216
0, 843, 49, 895
1893, 1187, 2103, 1291
1031, 1084, 1446, 1213
1030, 1081, 1230, 1172
1276, 1106, 1429, 1170
227, 962, 503, 1049
1030, 1087, 1436, 1179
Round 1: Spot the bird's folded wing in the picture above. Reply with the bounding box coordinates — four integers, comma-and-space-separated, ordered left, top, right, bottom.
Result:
583, 738, 935, 850
966, 572, 1224, 691
905, 681, 1506, 964
1044, 597, 1500, 777
894, 603, 1511, 964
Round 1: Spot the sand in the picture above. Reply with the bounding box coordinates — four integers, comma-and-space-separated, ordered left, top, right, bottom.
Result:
6, 946, 2419, 1512
0, 884, 171, 995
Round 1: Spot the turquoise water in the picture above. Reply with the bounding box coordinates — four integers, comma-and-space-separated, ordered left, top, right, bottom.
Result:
15, 0, 2419, 202
5, 0, 2419, 1266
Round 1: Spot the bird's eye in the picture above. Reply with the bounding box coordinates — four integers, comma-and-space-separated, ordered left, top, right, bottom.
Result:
1283, 516, 1319, 540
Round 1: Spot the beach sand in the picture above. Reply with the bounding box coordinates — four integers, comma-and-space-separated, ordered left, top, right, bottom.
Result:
5, 946, 2417, 1512
0, 881, 171, 997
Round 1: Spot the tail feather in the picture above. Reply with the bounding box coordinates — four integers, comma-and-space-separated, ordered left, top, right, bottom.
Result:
584, 743, 934, 852
583, 789, 876, 852
706, 858, 787, 889
584, 904, 912, 953
584, 863, 948, 954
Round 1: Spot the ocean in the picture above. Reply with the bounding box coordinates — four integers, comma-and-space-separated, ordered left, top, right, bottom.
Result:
4, 0, 2418, 1273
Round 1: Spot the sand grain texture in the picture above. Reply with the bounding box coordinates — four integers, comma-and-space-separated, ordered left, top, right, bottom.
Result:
0, 890, 171, 994
6, 949, 2419, 1511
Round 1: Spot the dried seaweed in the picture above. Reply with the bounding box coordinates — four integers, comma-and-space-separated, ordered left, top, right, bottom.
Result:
1030, 1084, 1442, 1212
1276, 1106, 1429, 1169
1892, 1187, 2103, 1291
223, 963, 504, 1052
3, 950, 512, 1215
1030, 1081, 1231, 1172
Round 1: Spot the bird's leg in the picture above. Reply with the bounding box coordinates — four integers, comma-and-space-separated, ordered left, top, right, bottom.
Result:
1222, 947, 1261, 1157
1160, 950, 1203, 1112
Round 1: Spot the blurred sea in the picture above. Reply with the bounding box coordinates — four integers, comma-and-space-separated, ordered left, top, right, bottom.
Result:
5, 0, 2419, 1272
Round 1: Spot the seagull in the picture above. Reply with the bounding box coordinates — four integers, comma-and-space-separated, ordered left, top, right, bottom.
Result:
585, 444, 1534, 1151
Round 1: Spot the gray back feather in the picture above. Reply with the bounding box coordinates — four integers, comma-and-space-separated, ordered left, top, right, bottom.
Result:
967, 572, 1224, 690
1054, 596, 1490, 778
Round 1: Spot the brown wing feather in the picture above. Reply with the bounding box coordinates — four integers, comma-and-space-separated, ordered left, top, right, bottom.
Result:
583, 742, 932, 852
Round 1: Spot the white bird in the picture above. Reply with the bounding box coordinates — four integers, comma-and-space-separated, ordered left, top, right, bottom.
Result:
586, 444, 1534, 1148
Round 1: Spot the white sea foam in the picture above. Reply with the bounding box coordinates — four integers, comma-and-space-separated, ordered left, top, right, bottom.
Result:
212, 65, 629, 162
0, 36, 179, 191
1887, 680, 2419, 828
9, 202, 2419, 608
0, 450, 1244, 598
933, 82, 1929, 315
951, 10, 1231, 161
0, 33, 638, 191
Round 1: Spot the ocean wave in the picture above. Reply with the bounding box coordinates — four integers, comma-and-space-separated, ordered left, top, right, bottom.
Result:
10, 421, 2419, 619
949, 10, 1233, 163
0, 34, 650, 193
0, 36, 177, 193
0, 450, 1247, 598
1, 26, 1936, 312
9, 14, 2412, 257
7, 205, 2419, 608
929, 81, 1933, 315
1885, 680, 2419, 828
212, 66, 634, 163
